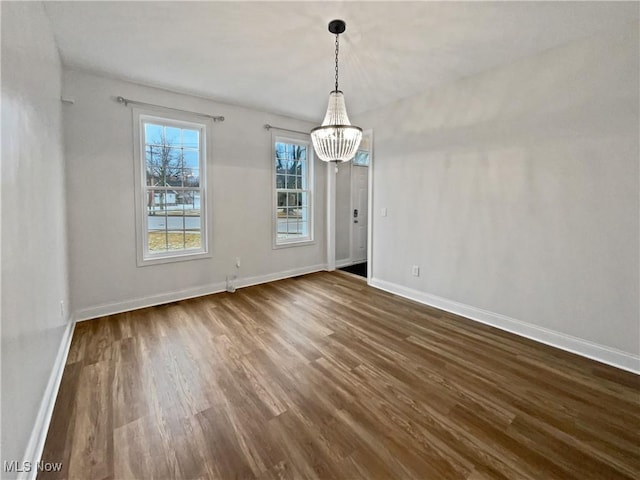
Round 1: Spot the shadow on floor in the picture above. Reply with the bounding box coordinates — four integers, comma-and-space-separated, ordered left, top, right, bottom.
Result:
339, 262, 367, 278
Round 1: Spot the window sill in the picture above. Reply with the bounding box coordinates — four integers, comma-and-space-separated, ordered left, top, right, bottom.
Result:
273, 239, 315, 250
137, 250, 211, 267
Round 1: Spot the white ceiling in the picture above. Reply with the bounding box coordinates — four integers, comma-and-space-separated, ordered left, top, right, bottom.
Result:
43, 1, 638, 122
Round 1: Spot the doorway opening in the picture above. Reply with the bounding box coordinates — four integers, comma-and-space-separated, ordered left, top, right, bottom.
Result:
335, 130, 372, 280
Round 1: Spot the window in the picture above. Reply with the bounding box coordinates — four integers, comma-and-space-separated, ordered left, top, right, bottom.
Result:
134, 111, 209, 265
353, 149, 370, 166
274, 136, 313, 247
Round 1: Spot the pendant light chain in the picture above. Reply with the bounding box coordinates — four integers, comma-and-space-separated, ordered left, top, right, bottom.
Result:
334, 34, 340, 92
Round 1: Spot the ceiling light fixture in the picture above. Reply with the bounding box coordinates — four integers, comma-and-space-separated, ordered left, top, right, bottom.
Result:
310, 19, 362, 163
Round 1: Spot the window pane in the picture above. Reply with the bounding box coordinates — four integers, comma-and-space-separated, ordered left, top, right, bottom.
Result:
147, 190, 168, 253
173, 147, 185, 168
166, 203, 184, 251
145, 146, 155, 167
183, 230, 201, 250
353, 150, 370, 166
148, 189, 168, 217
146, 147, 162, 186
148, 230, 168, 253
162, 147, 182, 186
166, 174, 182, 187
183, 168, 199, 187
147, 193, 168, 220
165, 126, 181, 144
179, 190, 200, 212
275, 143, 286, 168
286, 218, 304, 236
300, 165, 307, 189
288, 192, 297, 210
182, 129, 199, 149
164, 231, 184, 251
299, 206, 308, 223
145, 123, 163, 144
275, 143, 287, 173
147, 147, 180, 186
183, 149, 199, 169
277, 217, 287, 236
182, 193, 196, 212
167, 205, 185, 250
286, 175, 297, 189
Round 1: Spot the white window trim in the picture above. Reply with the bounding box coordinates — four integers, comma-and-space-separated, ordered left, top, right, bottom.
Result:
133, 107, 212, 266
272, 133, 315, 249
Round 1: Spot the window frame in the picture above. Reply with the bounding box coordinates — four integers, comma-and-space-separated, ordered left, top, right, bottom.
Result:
272, 134, 315, 248
133, 108, 211, 266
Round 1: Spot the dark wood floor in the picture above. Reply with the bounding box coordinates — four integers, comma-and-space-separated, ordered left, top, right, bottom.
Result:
40, 272, 639, 479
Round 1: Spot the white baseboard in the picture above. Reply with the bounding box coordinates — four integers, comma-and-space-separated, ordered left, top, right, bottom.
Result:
335, 258, 352, 268
74, 264, 328, 322
74, 281, 227, 322
234, 263, 327, 290
18, 320, 76, 480
336, 258, 368, 268
369, 277, 640, 374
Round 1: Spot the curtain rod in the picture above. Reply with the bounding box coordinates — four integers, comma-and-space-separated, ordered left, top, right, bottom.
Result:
116, 96, 225, 122
264, 124, 309, 136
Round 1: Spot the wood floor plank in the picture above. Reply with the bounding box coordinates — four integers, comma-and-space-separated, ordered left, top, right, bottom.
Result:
39, 361, 82, 480
39, 271, 640, 479
67, 361, 113, 480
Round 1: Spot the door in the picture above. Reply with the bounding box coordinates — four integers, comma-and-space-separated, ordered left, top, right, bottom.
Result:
350, 162, 368, 263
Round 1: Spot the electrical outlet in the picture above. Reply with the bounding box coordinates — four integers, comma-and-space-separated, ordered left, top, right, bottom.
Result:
381, 208, 387, 217
411, 265, 420, 277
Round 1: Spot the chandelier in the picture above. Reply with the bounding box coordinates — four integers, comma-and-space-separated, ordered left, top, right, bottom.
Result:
310, 19, 363, 163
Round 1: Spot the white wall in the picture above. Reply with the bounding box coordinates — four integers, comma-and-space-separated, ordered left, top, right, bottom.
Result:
357, 24, 639, 370
1, 1, 71, 473
63, 70, 326, 319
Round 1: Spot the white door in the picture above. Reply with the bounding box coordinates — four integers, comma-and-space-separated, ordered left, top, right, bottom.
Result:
350, 163, 368, 263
